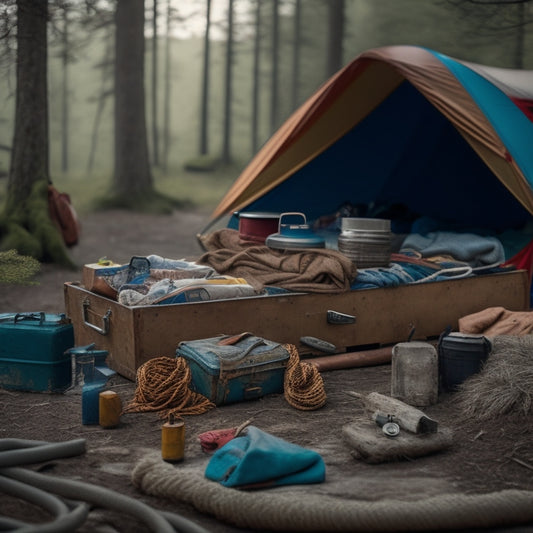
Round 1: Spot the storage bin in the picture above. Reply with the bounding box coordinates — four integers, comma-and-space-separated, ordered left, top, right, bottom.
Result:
0, 312, 75, 392
438, 332, 492, 391
177, 334, 290, 405
64, 270, 529, 381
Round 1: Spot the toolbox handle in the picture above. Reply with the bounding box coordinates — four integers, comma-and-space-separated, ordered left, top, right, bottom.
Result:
13, 312, 46, 324
220, 339, 266, 364
82, 298, 112, 336
218, 339, 267, 379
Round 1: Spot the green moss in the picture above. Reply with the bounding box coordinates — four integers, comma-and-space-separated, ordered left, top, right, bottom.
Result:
0, 249, 41, 285
1, 222, 43, 258
0, 179, 77, 269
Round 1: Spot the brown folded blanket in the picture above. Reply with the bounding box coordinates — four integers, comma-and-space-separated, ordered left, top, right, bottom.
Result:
197, 229, 357, 293
459, 306, 533, 336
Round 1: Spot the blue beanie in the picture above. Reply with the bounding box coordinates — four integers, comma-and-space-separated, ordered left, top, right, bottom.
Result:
205, 426, 326, 489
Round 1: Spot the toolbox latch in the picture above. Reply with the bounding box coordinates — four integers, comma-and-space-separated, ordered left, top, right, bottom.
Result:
243, 386, 262, 400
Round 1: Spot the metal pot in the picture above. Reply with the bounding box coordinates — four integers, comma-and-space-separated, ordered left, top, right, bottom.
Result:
237, 211, 281, 244
265, 212, 325, 250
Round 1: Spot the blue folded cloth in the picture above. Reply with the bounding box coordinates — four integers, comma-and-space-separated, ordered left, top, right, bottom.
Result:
401, 231, 505, 268
205, 426, 325, 489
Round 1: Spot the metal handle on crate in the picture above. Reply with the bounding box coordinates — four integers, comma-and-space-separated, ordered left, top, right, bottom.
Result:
82, 298, 111, 335
327, 310, 356, 325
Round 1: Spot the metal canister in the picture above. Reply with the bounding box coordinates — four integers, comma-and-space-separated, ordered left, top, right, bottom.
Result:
337, 217, 392, 267
99, 390, 122, 429
161, 415, 185, 462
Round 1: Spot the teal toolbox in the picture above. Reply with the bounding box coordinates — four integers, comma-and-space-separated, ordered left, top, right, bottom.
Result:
0, 312, 75, 392
177, 334, 290, 406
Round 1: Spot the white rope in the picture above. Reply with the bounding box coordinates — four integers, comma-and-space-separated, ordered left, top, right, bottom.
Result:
132, 454, 533, 532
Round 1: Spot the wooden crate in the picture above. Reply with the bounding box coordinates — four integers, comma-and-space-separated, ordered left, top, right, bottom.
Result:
64, 270, 530, 381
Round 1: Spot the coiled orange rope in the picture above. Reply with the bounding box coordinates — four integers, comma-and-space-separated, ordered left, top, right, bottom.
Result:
283, 344, 327, 410
123, 356, 215, 418
124, 344, 326, 418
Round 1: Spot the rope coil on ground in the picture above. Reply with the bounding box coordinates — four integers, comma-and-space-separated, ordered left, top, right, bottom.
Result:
132, 453, 533, 532
123, 356, 215, 418
284, 344, 327, 410
123, 345, 326, 416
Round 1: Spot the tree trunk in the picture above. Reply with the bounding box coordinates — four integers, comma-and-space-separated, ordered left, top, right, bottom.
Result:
151, 0, 159, 167
162, 0, 172, 171
8, 0, 49, 205
114, 0, 153, 196
221, 0, 234, 164
269, 0, 279, 135
87, 28, 113, 173
326, 0, 344, 78
291, 0, 302, 111
199, 0, 212, 156
60, 3, 69, 173
1, 0, 74, 267
251, 0, 261, 155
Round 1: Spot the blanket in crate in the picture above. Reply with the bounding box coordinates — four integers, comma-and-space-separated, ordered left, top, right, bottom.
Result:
88, 228, 518, 306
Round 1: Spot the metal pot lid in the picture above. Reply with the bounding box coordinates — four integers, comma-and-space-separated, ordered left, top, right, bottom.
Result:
237, 211, 281, 219
341, 217, 391, 231
265, 232, 325, 250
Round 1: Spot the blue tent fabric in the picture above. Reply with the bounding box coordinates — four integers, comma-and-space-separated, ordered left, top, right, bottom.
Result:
432, 50, 533, 181
220, 46, 533, 240
204, 426, 326, 489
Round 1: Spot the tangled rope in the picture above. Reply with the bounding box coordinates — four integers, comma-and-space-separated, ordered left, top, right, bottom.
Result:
123, 357, 215, 418
283, 344, 327, 410
132, 454, 533, 532
124, 344, 326, 418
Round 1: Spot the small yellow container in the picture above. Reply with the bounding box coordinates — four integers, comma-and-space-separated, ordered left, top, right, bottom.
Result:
161, 415, 185, 462
98, 390, 122, 428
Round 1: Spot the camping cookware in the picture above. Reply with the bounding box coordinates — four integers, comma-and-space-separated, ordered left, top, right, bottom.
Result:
265, 212, 325, 250
237, 211, 281, 244
337, 217, 392, 267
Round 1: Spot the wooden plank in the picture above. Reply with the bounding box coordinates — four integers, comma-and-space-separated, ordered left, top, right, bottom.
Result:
64, 270, 530, 381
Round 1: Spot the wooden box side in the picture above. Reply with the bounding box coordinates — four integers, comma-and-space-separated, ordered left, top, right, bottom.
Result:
133, 269, 530, 363
66, 270, 530, 380
64, 282, 138, 380
345, 269, 530, 347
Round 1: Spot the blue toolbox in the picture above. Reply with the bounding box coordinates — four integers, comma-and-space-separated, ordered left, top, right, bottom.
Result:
0, 312, 75, 392
177, 333, 290, 406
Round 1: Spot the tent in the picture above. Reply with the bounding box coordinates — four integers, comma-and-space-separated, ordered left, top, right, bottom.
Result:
207, 46, 533, 238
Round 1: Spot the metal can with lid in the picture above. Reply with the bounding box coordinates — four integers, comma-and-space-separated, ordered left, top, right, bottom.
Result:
237, 211, 281, 244
265, 212, 325, 250
337, 217, 392, 268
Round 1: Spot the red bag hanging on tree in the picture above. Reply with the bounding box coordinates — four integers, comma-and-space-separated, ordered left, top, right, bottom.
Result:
47, 184, 80, 247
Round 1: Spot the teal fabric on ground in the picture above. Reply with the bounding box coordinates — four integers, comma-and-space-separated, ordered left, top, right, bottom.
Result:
204, 426, 325, 488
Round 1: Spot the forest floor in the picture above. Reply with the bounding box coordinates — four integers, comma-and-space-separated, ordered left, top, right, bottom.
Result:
1, 208, 533, 533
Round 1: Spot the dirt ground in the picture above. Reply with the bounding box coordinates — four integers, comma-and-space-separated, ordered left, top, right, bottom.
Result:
1, 208, 533, 533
